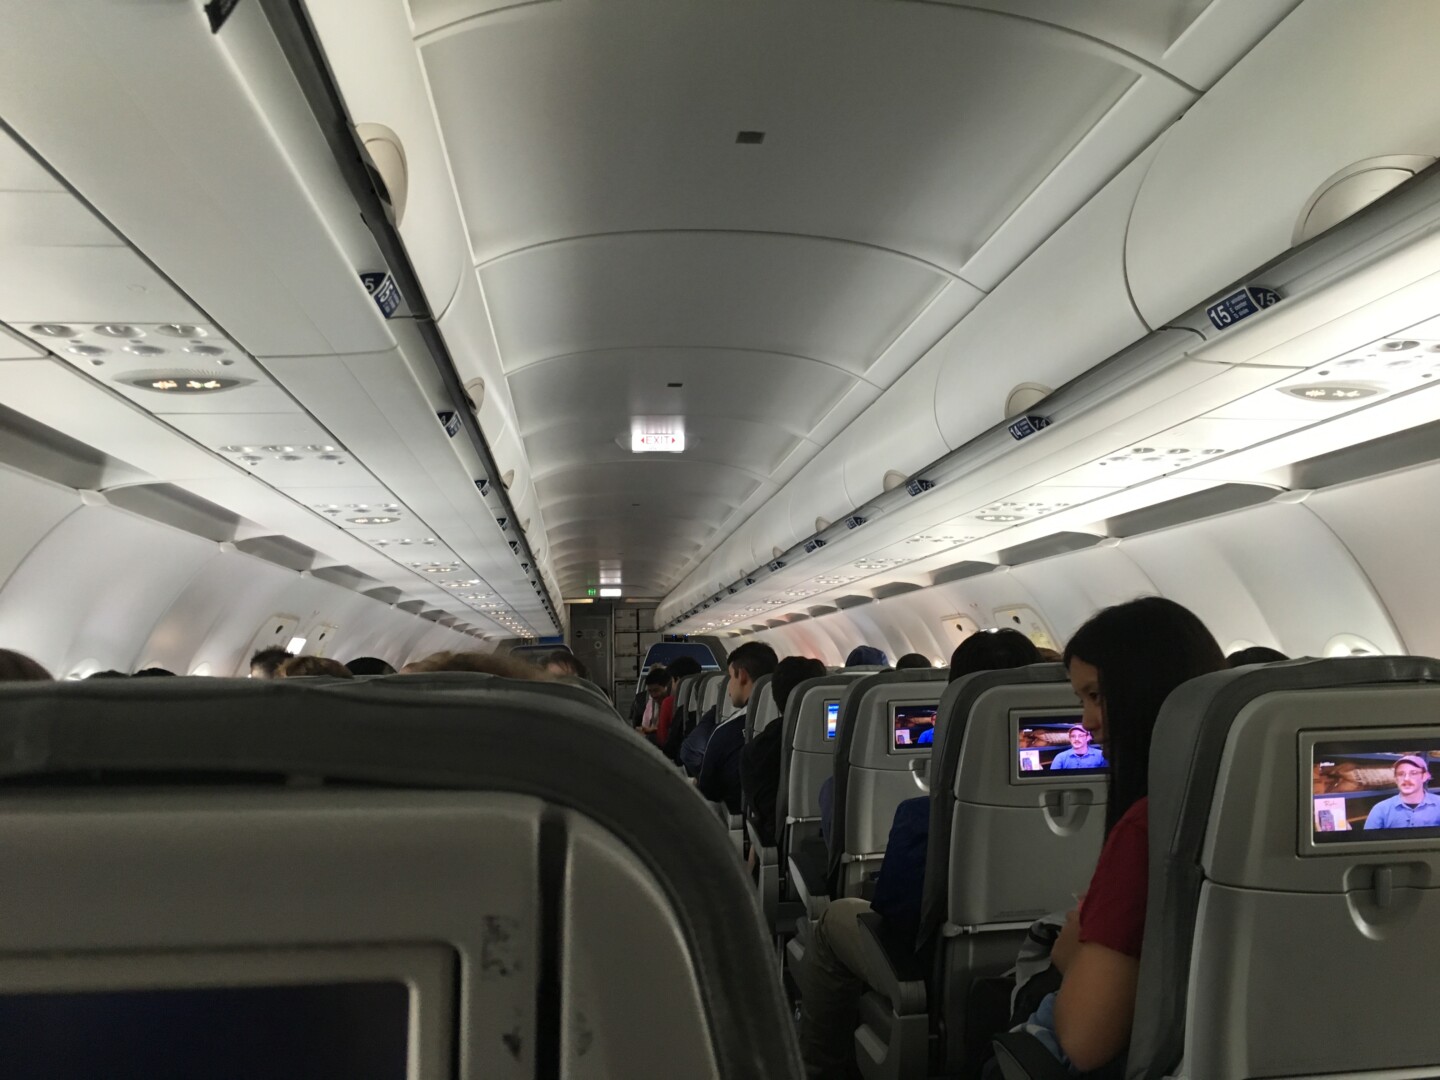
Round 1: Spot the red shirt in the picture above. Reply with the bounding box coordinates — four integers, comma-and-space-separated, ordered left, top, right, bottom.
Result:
655, 695, 677, 746
1078, 797, 1149, 959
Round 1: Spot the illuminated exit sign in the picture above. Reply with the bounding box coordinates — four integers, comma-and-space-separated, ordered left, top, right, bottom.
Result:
630, 416, 685, 454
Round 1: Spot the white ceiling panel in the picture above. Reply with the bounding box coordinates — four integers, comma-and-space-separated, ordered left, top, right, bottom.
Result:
480, 232, 951, 374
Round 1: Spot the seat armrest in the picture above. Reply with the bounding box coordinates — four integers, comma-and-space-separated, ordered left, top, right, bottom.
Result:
746, 819, 777, 866
855, 909, 928, 1015
788, 843, 831, 920
991, 1032, 1074, 1080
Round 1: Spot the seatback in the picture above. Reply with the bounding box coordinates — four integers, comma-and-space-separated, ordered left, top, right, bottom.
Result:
1130, 656, 1440, 1080
0, 676, 803, 1079
676, 672, 704, 733
828, 669, 949, 894
919, 664, 1101, 942
744, 674, 779, 743
778, 673, 866, 864
701, 671, 728, 723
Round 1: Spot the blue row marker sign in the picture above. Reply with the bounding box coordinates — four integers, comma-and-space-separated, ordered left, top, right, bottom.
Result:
1008, 415, 1051, 441
360, 271, 403, 319
1206, 285, 1281, 331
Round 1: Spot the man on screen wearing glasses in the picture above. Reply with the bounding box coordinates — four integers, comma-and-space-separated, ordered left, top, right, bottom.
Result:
1364, 755, 1440, 829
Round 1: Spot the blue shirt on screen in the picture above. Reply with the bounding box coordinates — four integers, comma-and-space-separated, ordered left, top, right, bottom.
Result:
1364, 791, 1440, 829
1050, 747, 1107, 770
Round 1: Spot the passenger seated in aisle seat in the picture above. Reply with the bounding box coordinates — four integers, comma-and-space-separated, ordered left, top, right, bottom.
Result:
278, 655, 353, 679
542, 651, 589, 680
658, 656, 704, 759
895, 653, 934, 670
681, 690, 723, 778
0, 649, 51, 681
697, 642, 779, 813
629, 664, 665, 725
345, 656, 396, 676
637, 666, 669, 738
1009, 597, 1223, 1076
741, 655, 828, 847
249, 647, 293, 679
799, 629, 1038, 1079
402, 650, 551, 679
845, 645, 889, 668
132, 667, 175, 678
1227, 645, 1288, 666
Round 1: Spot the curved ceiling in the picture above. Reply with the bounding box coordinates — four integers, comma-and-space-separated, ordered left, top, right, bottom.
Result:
406, 0, 1295, 598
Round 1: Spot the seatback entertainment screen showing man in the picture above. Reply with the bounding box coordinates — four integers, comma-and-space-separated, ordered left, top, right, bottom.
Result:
1312, 739, 1440, 842
1016, 714, 1108, 777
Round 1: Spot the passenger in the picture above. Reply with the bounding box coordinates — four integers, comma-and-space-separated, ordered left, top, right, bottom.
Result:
1036, 647, 1063, 662
1014, 596, 1224, 1075
249, 646, 292, 679
86, 670, 129, 679
844, 645, 889, 668
542, 651, 589, 680
657, 656, 704, 759
401, 650, 550, 679
680, 681, 725, 778
895, 652, 934, 670
629, 664, 665, 725
0, 649, 52, 681
1363, 756, 1440, 829
799, 630, 1039, 1078
1227, 645, 1288, 666
637, 666, 670, 738
132, 667, 175, 678
278, 655, 353, 679
1049, 725, 1107, 770
740, 655, 827, 847
345, 656, 396, 676
696, 642, 778, 813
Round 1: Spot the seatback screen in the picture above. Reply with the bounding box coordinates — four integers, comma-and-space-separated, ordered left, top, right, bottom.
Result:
892, 704, 938, 749
0, 981, 409, 1080
824, 700, 839, 740
1312, 738, 1440, 842
1016, 713, 1107, 778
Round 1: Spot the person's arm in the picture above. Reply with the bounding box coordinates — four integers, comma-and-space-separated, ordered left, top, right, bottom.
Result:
696, 722, 735, 801
1052, 942, 1140, 1072
1049, 905, 1081, 974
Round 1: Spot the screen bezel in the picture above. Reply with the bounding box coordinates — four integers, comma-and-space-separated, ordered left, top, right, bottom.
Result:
890, 702, 939, 752
0, 945, 452, 1079
1300, 729, 1440, 856
823, 700, 839, 740
1011, 708, 1108, 784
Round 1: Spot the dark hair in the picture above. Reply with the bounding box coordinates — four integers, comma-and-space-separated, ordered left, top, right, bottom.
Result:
666, 656, 704, 682
895, 652, 933, 670
345, 656, 396, 676
132, 667, 175, 678
771, 656, 828, 713
543, 651, 589, 679
250, 646, 293, 677
844, 645, 888, 668
279, 655, 353, 679
645, 666, 670, 688
1064, 597, 1224, 834
0, 649, 51, 682
403, 651, 549, 679
86, 670, 129, 680
1227, 645, 1288, 667
728, 641, 779, 681
948, 629, 1040, 682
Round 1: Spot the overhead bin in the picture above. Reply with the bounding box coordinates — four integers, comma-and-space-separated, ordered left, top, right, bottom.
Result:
1125, 0, 1440, 329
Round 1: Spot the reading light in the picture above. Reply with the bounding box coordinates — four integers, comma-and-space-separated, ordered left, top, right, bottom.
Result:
348, 515, 399, 525
285, 636, 307, 653
123, 374, 245, 394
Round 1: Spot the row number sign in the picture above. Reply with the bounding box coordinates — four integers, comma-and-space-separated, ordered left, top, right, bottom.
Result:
1206, 285, 1281, 331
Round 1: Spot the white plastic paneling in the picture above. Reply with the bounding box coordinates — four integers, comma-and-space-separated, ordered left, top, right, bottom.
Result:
1126, 0, 1440, 328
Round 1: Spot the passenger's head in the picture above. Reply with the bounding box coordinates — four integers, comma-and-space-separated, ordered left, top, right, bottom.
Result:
895, 652, 933, 670
727, 641, 779, 708
948, 629, 1040, 682
249, 646, 292, 679
278, 655, 353, 679
402, 650, 550, 679
0, 649, 51, 682
645, 666, 670, 701
132, 667, 175, 678
1063, 597, 1224, 832
543, 651, 588, 680
86, 669, 128, 680
1227, 645, 1289, 667
771, 656, 828, 713
844, 645, 889, 668
664, 655, 703, 691
345, 656, 396, 676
